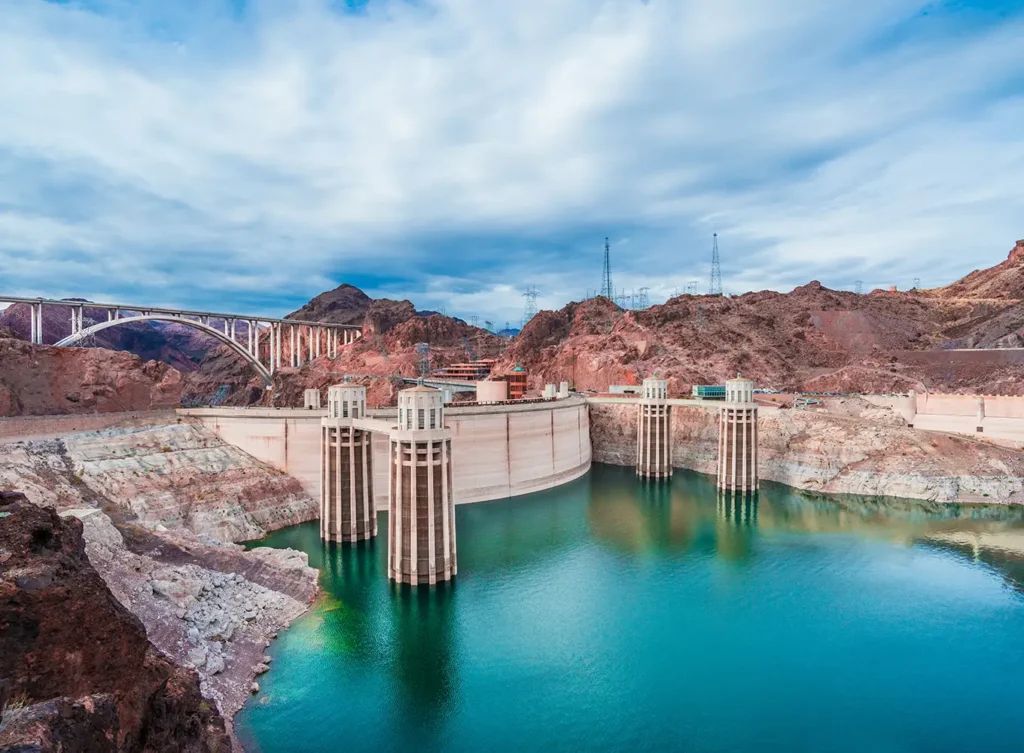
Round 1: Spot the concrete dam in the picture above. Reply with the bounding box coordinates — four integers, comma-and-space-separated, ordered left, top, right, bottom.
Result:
180, 376, 759, 586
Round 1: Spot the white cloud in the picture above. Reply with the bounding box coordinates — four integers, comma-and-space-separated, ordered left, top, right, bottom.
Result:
0, 0, 1021, 323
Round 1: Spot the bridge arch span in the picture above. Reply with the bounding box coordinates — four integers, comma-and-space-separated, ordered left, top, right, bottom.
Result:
54, 314, 273, 387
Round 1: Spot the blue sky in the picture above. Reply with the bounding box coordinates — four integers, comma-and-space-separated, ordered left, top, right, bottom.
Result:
1, 0, 1023, 326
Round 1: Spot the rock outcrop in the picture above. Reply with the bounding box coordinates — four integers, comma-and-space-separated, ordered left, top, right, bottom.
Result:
0, 339, 183, 416
589, 403, 1024, 504
64, 423, 318, 542
0, 422, 318, 543
0, 500, 231, 752
69, 508, 315, 724
284, 283, 372, 326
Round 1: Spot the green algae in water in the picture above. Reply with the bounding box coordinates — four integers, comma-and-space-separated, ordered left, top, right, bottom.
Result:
239, 466, 1024, 753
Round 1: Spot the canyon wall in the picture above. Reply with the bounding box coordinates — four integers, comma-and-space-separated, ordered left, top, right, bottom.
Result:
0, 339, 182, 417
589, 403, 1024, 505
0, 421, 321, 745
0, 422, 319, 543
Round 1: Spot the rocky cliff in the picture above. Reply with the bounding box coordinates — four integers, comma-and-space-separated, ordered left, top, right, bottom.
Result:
0, 422, 318, 543
0, 498, 231, 753
0, 339, 183, 417
589, 403, 1024, 504
0, 421, 321, 746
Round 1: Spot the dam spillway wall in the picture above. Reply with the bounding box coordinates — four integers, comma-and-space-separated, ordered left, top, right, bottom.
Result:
179, 396, 591, 506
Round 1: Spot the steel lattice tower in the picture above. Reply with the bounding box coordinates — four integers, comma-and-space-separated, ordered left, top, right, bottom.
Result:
709, 233, 722, 296
600, 237, 613, 299
522, 286, 539, 328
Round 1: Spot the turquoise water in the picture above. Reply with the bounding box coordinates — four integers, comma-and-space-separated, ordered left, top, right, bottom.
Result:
239, 465, 1024, 753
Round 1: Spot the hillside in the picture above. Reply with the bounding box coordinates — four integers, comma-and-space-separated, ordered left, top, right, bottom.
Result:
495, 240, 1024, 396
182, 288, 503, 406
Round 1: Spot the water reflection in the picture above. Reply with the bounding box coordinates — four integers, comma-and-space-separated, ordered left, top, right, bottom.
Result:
389, 585, 457, 719
588, 472, 699, 555
583, 464, 1024, 587
715, 492, 758, 562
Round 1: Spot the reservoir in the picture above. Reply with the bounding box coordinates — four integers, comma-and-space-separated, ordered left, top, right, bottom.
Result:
239, 465, 1024, 753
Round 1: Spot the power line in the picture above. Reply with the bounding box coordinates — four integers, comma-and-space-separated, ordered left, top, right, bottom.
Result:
709, 233, 722, 296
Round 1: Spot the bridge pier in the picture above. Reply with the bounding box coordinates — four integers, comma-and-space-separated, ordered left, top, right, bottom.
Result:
717, 375, 758, 496
636, 377, 671, 479
30, 302, 39, 344
388, 385, 456, 586
321, 385, 376, 543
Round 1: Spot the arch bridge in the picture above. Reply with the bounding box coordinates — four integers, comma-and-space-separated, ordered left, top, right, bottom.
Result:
0, 296, 362, 388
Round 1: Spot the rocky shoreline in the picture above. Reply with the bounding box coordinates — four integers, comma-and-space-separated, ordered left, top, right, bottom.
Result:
590, 401, 1024, 505
0, 421, 322, 751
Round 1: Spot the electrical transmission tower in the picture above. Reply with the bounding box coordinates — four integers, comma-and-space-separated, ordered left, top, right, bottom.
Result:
484, 319, 494, 332
416, 343, 430, 376
637, 287, 649, 309
854, 280, 863, 294
470, 315, 479, 328
709, 233, 722, 296
687, 280, 699, 295
600, 237, 613, 299
913, 277, 921, 290
522, 286, 538, 328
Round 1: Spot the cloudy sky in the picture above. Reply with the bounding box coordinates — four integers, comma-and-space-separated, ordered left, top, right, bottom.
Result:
1, 0, 1022, 327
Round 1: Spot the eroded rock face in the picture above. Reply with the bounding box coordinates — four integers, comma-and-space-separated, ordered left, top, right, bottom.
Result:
0, 423, 321, 746
71, 509, 316, 721
0, 340, 182, 417
589, 403, 1024, 504
62, 422, 318, 542
0, 501, 230, 753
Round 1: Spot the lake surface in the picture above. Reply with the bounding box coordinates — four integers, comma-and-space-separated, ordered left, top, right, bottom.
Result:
238, 465, 1024, 753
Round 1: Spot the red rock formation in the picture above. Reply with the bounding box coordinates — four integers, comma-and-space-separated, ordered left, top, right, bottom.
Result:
934, 240, 1024, 301
0, 499, 230, 752
183, 294, 502, 407
0, 339, 182, 416
494, 242, 1024, 396
285, 283, 372, 325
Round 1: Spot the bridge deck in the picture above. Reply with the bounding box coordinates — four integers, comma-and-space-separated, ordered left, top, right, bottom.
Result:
0, 295, 361, 330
